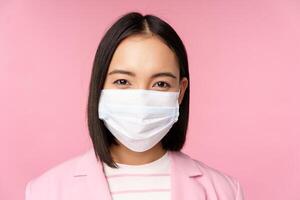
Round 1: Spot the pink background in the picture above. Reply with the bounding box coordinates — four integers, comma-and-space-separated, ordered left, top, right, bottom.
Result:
1, 0, 299, 199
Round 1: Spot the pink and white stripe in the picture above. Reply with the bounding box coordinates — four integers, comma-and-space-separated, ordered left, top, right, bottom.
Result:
103, 151, 171, 200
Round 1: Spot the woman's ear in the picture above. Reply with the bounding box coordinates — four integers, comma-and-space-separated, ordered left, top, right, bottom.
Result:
178, 77, 188, 105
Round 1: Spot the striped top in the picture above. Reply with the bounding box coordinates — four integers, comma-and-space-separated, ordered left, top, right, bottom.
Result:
102, 151, 171, 200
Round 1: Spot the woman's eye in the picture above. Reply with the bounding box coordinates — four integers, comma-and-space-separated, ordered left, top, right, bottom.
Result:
153, 81, 170, 88
113, 79, 130, 85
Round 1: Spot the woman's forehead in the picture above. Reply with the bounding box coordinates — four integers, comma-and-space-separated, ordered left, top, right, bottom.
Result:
108, 35, 179, 73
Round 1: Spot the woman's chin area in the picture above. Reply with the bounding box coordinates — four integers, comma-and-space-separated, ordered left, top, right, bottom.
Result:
109, 140, 167, 165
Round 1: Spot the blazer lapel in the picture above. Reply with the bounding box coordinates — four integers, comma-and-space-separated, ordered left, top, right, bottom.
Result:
72, 148, 112, 200
168, 150, 208, 200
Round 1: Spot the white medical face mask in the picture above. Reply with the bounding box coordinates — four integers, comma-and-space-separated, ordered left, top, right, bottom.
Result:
98, 89, 180, 152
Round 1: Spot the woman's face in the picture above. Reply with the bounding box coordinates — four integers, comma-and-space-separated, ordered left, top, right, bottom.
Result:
103, 34, 188, 104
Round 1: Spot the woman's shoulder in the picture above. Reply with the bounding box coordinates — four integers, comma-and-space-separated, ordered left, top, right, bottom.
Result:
25, 149, 91, 199
30, 149, 88, 180
172, 150, 244, 199
172, 150, 238, 179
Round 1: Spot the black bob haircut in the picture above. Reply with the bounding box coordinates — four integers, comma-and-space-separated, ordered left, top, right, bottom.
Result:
87, 11, 190, 168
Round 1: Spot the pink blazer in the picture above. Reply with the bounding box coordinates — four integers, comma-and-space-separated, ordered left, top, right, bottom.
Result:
25, 147, 244, 200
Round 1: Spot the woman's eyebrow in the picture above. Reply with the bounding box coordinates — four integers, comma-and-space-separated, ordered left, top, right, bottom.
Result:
108, 69, 177, 79
108, 69, 135, 76
151, 72, 177, 79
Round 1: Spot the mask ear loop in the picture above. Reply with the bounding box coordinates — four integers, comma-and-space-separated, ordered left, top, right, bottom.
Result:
177, 88, 181, 105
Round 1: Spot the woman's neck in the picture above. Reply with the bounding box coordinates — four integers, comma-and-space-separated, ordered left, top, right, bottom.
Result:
109, 141, 167, 165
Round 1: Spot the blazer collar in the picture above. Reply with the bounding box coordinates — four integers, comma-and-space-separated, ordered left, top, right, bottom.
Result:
168, 150, 203, 177
72, 147, 203, 200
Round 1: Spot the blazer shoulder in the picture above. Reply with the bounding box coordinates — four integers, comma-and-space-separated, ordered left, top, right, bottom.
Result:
25, 149, 90, 199
178, 151, 244, 199
195, 158, 237, 184
30, 149, 87, 182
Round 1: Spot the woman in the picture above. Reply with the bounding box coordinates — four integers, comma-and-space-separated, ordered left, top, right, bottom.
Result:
25, 12, 244, 200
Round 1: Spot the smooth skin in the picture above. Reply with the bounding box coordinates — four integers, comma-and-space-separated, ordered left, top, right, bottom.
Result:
102, 33, 189, 165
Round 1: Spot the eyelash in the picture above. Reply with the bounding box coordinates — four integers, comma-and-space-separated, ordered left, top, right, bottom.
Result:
113, 79, 171, 88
